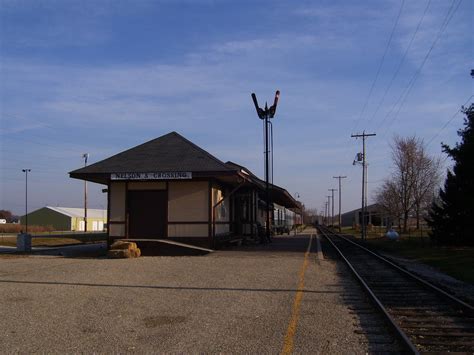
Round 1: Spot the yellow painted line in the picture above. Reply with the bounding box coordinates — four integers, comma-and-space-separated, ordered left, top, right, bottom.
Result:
315, 232, 324, 260
281, 234, 313, 355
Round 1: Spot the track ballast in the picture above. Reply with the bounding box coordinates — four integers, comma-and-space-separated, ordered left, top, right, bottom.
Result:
317, 225, 474, 354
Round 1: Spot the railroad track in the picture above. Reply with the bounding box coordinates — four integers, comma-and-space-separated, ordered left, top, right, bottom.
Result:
317, 225, 474, 354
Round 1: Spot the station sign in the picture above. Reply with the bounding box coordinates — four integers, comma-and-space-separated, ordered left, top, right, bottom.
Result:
111, 172, 192, 180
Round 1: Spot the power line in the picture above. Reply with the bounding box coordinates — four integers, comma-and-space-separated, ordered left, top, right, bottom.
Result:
379, 0, 460, 132
364, 0, 432, 129
352, 0, 406, 132
379, 0, 463, 135
426, 94, 474, 147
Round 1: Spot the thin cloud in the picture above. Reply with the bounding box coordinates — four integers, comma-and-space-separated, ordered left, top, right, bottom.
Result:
1, 1, 471, 213
293, 3, 385, 21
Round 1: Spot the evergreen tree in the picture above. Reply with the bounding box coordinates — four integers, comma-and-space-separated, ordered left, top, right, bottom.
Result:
427, 104, 474, 245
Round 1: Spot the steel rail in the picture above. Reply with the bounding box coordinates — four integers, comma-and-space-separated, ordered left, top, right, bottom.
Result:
318, 226, 419, 354
318, 225, 474, 353
332, 230, 474, 312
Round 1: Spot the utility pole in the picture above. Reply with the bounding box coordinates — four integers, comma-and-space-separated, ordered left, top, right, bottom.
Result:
326, 195, 331, 226
294, 192, 300, 235
333, 176, 347, 232
83, 153, 89, 233
328, 188, 337, 226
321, 204, 326, 225
325, 203, 327, 224
324, 202, 328, 225
251, 91, 280, 243
22, 169, 31, 234
351, 131, 376, 240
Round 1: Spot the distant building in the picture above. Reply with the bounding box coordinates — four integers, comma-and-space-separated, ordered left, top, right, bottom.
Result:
20, 206, 107, 232
340, 203, 389, 228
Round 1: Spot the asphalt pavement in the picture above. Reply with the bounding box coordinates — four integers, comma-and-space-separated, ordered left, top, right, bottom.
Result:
0, 229, 378, 353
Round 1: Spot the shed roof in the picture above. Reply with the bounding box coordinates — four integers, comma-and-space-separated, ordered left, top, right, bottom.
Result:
46, 206, 107, 219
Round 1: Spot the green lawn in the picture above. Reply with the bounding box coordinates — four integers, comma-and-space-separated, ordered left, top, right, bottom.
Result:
340, 228, 474, 285
341, 226, 431, 239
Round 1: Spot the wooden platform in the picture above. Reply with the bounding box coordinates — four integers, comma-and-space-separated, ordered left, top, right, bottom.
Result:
118, 239, 213, 256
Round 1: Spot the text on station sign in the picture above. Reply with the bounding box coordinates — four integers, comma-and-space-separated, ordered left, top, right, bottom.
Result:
111, 172, 192, 180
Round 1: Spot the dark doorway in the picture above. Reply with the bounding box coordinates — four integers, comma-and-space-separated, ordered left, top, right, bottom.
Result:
128, 190, 167, 238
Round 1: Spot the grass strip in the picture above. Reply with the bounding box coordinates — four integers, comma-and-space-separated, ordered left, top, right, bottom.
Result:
0, 235, 106, 248
341, 228, 474, 285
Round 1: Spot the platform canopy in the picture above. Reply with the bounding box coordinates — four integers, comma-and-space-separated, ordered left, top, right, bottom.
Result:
225, 162, 299, 209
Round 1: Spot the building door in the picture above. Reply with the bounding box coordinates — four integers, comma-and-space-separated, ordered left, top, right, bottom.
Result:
128, 190, 167, 238
79, 220, 85, 231
92, 221, 98, 231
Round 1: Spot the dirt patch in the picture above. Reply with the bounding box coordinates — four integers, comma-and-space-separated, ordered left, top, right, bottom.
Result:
0, 254, 29, 259
143, 315, 186, 328
6, 296, 32, 303
81, 326, 97, 334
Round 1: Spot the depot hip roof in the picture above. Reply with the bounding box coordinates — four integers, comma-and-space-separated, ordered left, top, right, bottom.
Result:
69, 131, 299, 208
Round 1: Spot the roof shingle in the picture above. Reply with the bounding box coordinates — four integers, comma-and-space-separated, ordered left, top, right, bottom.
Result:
70, 132, 235, 175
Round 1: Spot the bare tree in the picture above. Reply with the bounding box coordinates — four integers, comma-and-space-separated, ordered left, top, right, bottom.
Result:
412, 144, 442, 229
375, 179, 403, 229
377, 136, 441, 233
392, 136, 417, 232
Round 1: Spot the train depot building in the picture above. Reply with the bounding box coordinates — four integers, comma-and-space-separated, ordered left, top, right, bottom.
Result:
70, 132, 299, 249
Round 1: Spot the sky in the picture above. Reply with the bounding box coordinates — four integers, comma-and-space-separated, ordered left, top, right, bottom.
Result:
0, 0, 472, 216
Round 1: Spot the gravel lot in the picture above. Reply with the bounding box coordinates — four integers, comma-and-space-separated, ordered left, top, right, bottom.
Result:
0, 229, 399, 353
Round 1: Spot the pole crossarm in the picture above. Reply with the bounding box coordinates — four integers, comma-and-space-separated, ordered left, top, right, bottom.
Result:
351, 133, 376, 138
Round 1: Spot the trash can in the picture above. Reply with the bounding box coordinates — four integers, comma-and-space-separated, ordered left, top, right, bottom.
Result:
17, 233, 32, 252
